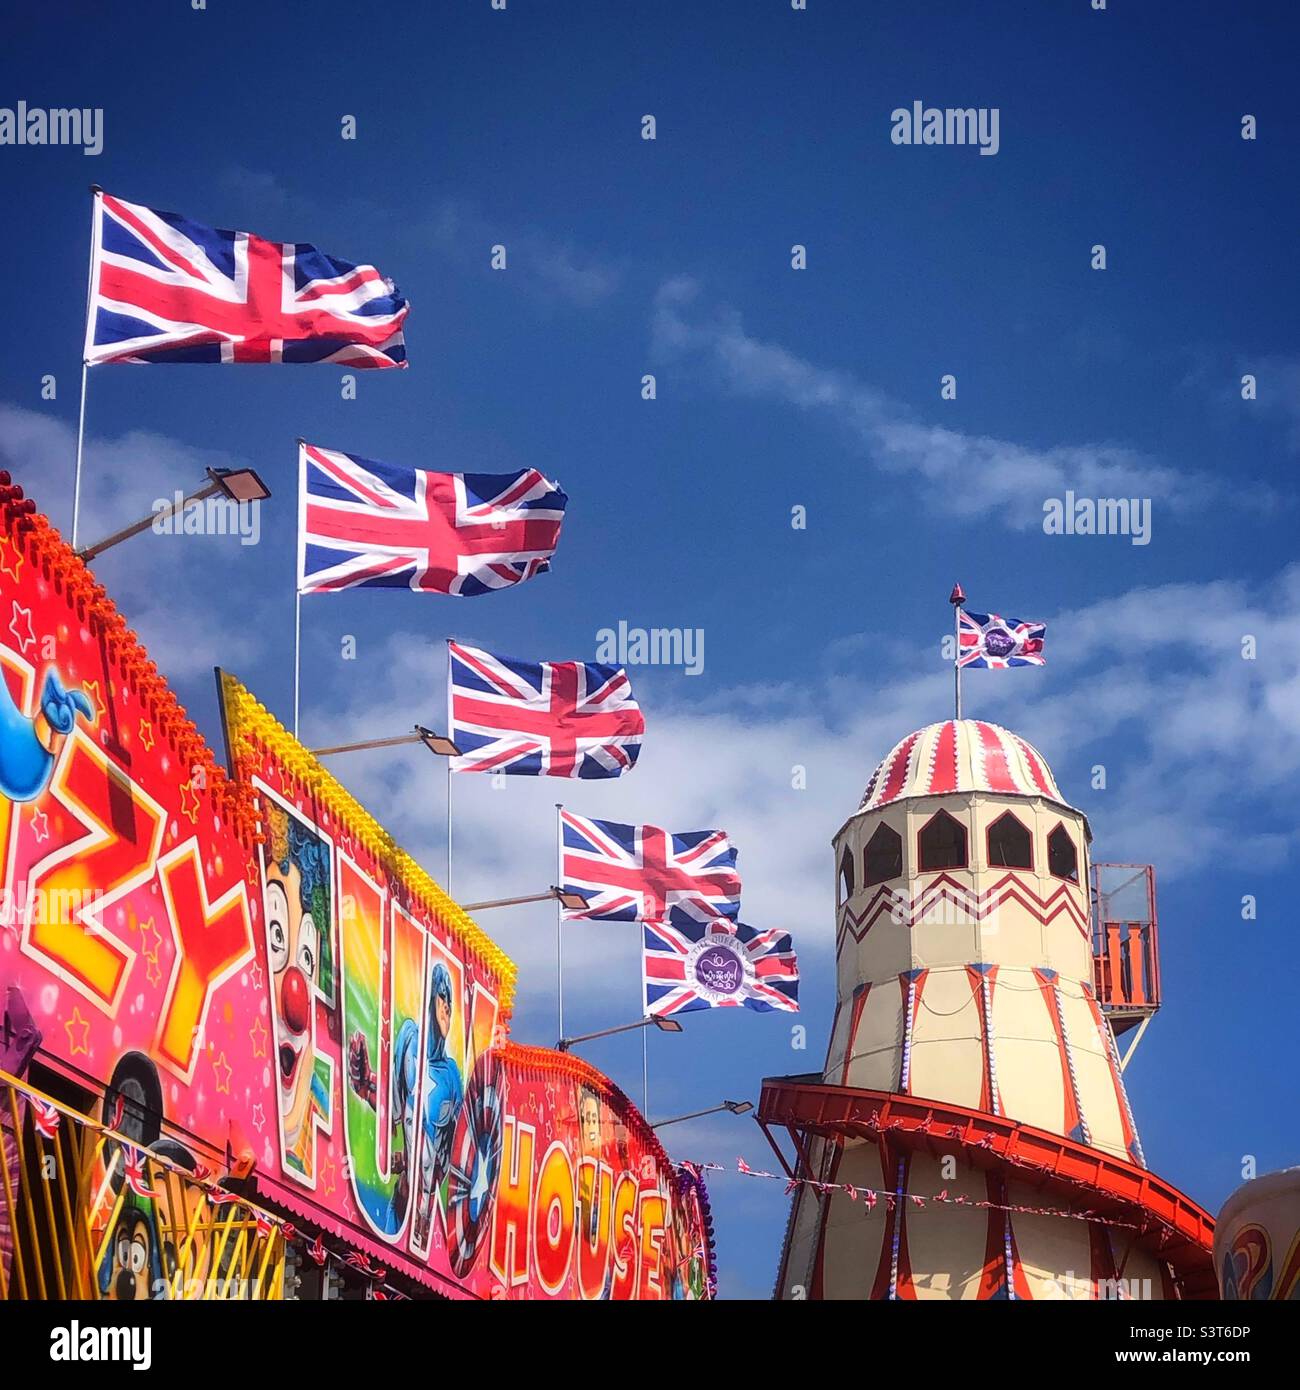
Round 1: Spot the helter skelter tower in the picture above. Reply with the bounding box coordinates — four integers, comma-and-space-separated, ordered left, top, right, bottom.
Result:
758, 718, 1217, 1299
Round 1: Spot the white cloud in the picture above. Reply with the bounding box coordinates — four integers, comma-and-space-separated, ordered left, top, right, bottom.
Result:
425, 197, 623, 308
298, 566, 1300, 1024
651, 277, 1247, 528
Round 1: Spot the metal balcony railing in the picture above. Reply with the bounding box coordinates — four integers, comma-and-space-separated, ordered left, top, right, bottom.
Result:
1, 1069, 284, 1301
1090, 863, 1161, 1037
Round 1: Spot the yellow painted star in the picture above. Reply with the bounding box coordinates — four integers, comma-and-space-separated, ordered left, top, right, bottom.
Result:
0, 534, 22, 583
140, 916, 162, 963
65, 1007, 91, 1056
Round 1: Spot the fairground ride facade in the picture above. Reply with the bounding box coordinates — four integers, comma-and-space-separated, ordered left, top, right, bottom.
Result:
0, 478, 714, 1302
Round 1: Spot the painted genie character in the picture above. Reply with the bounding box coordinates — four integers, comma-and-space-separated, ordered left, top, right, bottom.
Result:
0, 668, 93, 802
347, 1015, 420, 1229
263, 803, 334, 1181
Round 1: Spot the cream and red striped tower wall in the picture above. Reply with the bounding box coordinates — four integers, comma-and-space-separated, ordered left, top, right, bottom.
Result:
761, 719, 1215, 1300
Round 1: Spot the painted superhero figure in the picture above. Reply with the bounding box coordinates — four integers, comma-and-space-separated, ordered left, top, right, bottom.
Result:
412, 963, 463, 1248
347, 1015, 420, 1229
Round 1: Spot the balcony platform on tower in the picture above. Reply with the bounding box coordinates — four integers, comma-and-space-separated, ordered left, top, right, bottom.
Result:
757, 1076, 1217, 1298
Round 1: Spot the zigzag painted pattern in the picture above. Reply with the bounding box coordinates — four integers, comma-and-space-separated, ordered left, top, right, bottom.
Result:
837, 871, 1090, 945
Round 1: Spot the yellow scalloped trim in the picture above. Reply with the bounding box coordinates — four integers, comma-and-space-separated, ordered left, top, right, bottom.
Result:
219, 669, 517, 1011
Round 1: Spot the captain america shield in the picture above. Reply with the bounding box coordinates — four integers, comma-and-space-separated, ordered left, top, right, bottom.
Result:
446, 1049, 506, 1277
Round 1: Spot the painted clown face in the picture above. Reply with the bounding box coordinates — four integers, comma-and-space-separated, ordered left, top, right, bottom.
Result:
265, 860, 320, 1147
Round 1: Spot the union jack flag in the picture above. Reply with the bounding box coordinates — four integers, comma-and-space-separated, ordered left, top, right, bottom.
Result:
307, 1234, 328, 1266
31, 1098, 61, 1139
298, 443, 566, 595
643, 920, 799, 1017
561, 810, 740, 924
123, 1147, 157, 1199
957, 608, 1046, 669
448, 641, 644, 779
85, 192, 407, 368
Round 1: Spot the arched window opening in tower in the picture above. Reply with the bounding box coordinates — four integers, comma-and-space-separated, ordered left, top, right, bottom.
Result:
918, 809, 968, 872
863, 822, 903, 886
987, 811, 1033, 870
839, 846, 855, 902
1047, 824, 1079, 882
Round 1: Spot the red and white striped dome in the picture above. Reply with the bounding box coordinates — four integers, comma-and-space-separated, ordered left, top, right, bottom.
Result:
860, 719, 1067, 811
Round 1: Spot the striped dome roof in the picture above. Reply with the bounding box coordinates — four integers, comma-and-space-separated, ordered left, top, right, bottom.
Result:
860, 719, 1067, 812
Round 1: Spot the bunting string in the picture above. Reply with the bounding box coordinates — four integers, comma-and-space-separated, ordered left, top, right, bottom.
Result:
679, 1157, 1164, 1235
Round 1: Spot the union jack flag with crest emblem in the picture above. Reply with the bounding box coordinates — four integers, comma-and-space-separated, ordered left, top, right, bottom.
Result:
299, 443, 567, 595
561, 810, 741, 924
85, 192, 408, 367
643, 921, 799, 1016
448, 641, 644, 779
957, 608, 1047, 669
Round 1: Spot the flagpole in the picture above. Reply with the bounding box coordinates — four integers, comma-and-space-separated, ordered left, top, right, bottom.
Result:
642, 1015, 649, 1116
71, 186, 101, 549
293, 592, 302, 738
445, 640, 454, 894
954, 605, 961, 720
949, 583, 965, 720
555, 802, 564, 1041
294, 443, 305, 739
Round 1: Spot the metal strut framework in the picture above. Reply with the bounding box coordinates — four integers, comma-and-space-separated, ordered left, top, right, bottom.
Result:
757, 1077, 1217, 1298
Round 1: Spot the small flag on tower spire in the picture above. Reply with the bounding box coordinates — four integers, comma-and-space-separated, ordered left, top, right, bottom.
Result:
950, 586, 1046, 719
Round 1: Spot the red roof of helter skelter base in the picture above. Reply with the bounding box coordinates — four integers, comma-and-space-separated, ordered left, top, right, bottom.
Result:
859, 719, 1073, 817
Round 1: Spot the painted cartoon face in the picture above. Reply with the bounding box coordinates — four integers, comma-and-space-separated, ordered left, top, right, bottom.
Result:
435, 992, 451, 1039
107, 1211, 152, 1300
265, 863, 319, 1143
579, 1094, 601, 1153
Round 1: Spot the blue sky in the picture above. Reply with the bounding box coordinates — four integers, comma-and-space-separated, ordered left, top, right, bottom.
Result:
2, 0, 1298, 1298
